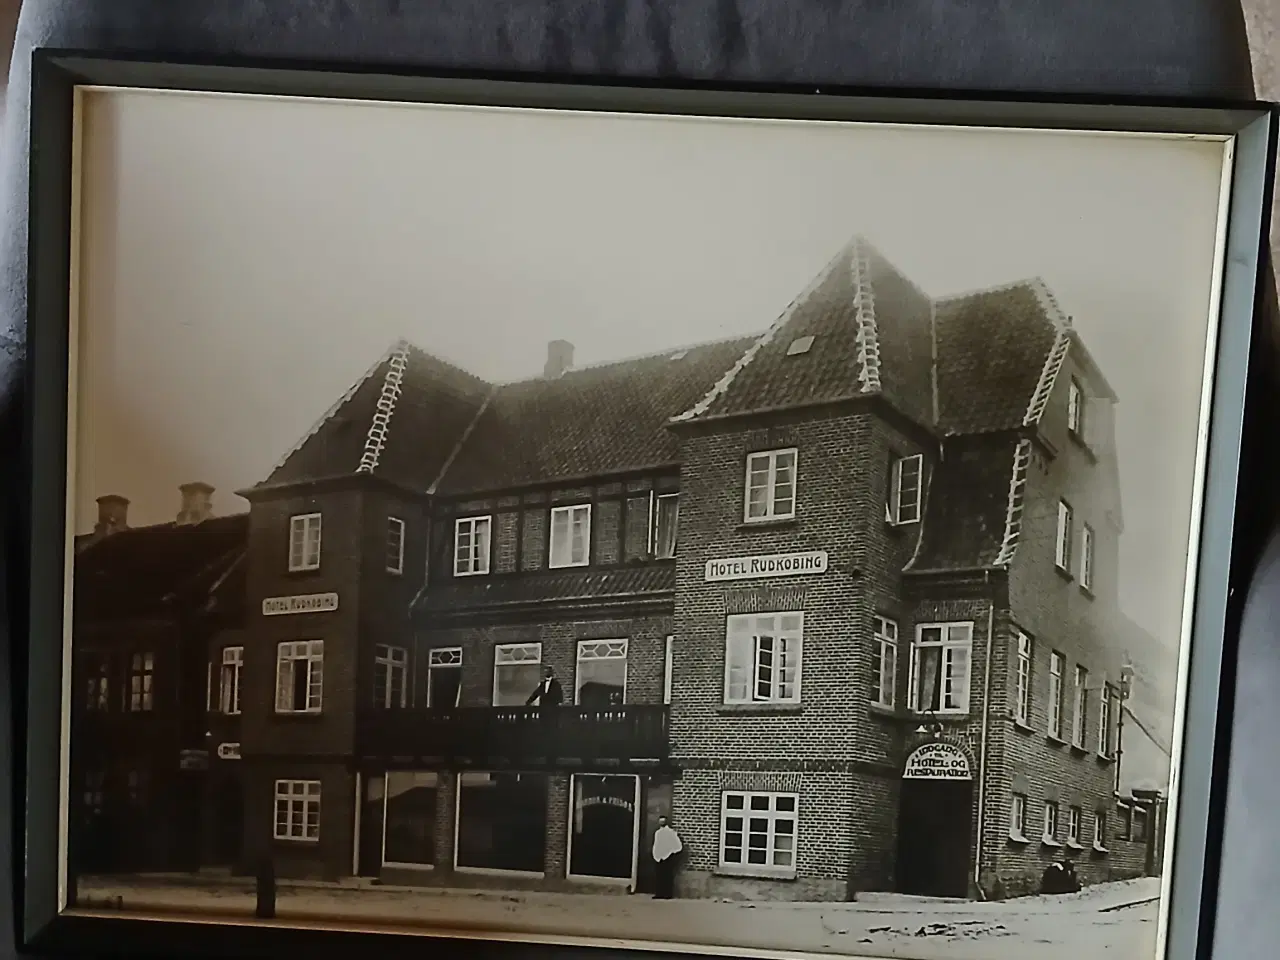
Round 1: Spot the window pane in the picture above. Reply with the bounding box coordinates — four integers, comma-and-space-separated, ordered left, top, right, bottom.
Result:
456, 773, 548, 873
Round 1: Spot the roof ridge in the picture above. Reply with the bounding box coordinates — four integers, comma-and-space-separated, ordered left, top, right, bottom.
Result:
356, 340, 412, 474
933, 275, 1046, 305
497, 332, 760, 385
671, 240, 857, 423
263, 340, 404, 481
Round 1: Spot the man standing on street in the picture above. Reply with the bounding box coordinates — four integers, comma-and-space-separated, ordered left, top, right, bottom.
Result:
652, 816, 683, 899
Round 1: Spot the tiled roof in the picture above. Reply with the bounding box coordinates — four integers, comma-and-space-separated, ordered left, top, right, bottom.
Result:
415, 563, 675, 617
73, 514, 249, 622
433, 337, 755, 495
261, 341, 490, 492
907, 434, 1026, 572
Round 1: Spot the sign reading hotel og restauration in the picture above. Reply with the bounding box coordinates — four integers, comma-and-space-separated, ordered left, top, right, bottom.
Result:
262, 592, 339, 616
704, 551, 829, 583
903, 741, 972, 780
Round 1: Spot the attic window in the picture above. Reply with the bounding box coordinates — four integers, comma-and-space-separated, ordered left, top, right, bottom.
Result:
786, 336, 815, 356
669, 350, 689, 361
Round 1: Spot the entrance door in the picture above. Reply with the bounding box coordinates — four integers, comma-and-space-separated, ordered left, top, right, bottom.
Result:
897, 778, 974, 897
568, 774, 639, 883
212, 778, 244, 865
357, 774, 386, 876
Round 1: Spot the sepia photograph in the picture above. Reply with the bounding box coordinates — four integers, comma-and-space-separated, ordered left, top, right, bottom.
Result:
54, 83, 1241, 960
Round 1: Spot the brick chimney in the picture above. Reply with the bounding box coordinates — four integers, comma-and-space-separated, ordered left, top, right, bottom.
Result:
176, 482, 215, 525
93, 495, 129, 537
543, 339, 574, 379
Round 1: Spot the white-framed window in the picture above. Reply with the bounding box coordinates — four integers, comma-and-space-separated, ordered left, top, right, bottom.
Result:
1132, 807, 1149, 842
1098, 684, 1119, 758
386, 517, 406, 574
453, 515, 492, 577
871, 616, 898, 707
493, 642, 542, 707
374, 644, 408, 708
888, 453, 923, 525
909, 623, 973, 715
1048, 651, 1065, 738
276, 640, 323, 714
1014, 632, 1032, 725
87, 655, 110, 711
219, 646, 243, 715
427, 647, 463, 707
288, 513, 322, 572
1080, 523, 1095, 591
719, 791, 798, 876
1068, 376, 1084, 435
1009, 793, 1028, 841
724, 612, 803, 704
744, 448, 798, 522
663, 635, 674, 705
1068, 806, 1083, 846
274, 779, 320, 841
1072, 665, 1088, 747
575, 639, 628, 706
549, 504, 591, 568
1094, 810, 1109, 851
653, 494, 679, 559
1055, 501, 1073, 571
1042, 801, 1059, 843
128, 652, 154, 712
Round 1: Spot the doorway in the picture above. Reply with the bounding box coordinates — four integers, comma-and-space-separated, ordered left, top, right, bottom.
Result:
212, 778, 244, 865
567, 774, 640, 884
896, 778, 974, 897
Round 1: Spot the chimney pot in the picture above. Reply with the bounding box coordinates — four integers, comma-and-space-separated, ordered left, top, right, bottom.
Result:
176, 482, 215, 525
543, 340, 574, 379
94, 495, 129, 536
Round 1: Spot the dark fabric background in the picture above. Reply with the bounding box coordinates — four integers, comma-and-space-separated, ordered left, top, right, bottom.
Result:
0, 1, 1274, 958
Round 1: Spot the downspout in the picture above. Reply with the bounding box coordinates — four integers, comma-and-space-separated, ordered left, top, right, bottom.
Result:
974, 569, 995, 898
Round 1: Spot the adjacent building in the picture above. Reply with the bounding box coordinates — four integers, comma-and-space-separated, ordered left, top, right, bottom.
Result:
69, 236, 1169, 901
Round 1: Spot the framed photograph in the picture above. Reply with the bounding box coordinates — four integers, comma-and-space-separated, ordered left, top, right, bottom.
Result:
17, 52, 1277, 960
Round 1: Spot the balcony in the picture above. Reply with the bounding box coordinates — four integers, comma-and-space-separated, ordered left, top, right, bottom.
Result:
356, 704, 670, 769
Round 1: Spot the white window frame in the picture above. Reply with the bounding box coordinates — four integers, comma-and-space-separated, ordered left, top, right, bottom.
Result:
743, 448, 798, 523
1009, 793, 1028, 842
219, 646, 243, 715
427, 647, 463, 707
386, 517, 406, 575
375, 644, 409, 709
1048, 651, 1065, 738
575, 639, 629, 705
493, 642, 542, 706
453, 515, 492, 577
288, 513, 322, 572
275, 640, 324, 714
274, 779, 321, 842
1068, 376, 1084, 435
872, 616, 898, 708
908, 622, 974, 715
652, 493, 679, 559
1080, 523, 1095, 591
1067, 806, 1083, 847
1072, 665, 1088, 747
1042, 801, 1059, 844
128, 652, 154, 712
718, 790, 799, 878
1093, 810, 1109, 852
549, 504, 591, 569
888, 453, 924, 525
1055, 500, 1073, 571
1014, 632, 1032, 725
724, 612, 804, 705
663, 636, 674, 705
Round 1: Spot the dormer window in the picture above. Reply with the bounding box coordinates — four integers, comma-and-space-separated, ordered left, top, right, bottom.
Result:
1067, 377, 1085, 436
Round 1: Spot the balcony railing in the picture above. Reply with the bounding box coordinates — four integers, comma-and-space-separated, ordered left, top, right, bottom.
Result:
356, 704, 670, 768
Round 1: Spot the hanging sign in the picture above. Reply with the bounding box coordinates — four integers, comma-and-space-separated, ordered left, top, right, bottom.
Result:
216, 742, 242, 761
903, 741, 972, 780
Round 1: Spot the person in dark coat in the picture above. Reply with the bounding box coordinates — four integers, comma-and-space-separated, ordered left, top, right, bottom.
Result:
1040, 851, 1081, 895
526, 666, 564, 707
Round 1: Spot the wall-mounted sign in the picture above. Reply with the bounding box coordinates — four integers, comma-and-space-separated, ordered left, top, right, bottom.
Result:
704, 551, 829, 583
262, 592, 339, 616
903, 741, 972, 780
216, 742, 242, 761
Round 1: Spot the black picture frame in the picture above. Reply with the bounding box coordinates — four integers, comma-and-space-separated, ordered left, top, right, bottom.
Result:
16, 50, 1278, 960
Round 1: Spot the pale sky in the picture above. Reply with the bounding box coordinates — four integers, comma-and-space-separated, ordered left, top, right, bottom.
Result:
74, 90, 1229, 647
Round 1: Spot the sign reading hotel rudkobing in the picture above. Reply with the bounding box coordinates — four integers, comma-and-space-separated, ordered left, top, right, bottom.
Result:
261, 592, 339, 616
903, 742, 972, 780
704, 551, 829, 583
